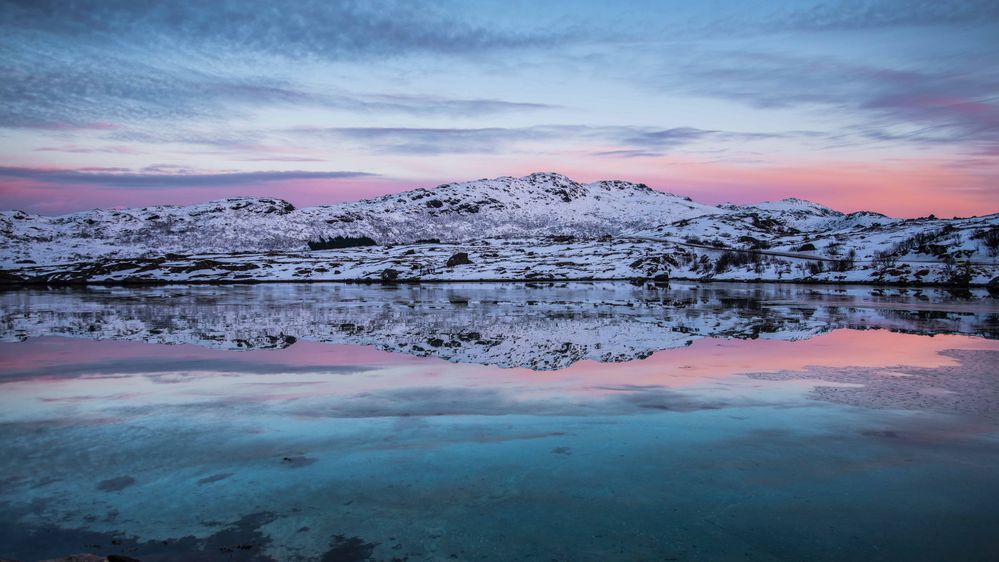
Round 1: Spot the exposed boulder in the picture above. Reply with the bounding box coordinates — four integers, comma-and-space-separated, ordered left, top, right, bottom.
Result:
446, 252, 472, 267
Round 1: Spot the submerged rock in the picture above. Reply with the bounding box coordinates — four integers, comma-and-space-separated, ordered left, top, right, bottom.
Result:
322, 535, 377, 562
96, 476, 136, 492
281, 455, 316, 468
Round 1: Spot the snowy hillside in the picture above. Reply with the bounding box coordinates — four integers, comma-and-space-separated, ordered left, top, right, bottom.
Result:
0, 172, 717, 265
1, 172, 997, 286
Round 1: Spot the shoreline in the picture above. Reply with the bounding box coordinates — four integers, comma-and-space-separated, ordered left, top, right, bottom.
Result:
1, 275, 994, 290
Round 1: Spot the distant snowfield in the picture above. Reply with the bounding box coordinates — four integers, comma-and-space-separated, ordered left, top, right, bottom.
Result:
2, 172, 997, 286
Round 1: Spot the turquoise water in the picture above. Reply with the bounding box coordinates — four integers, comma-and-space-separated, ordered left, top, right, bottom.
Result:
0, 283, 997, 561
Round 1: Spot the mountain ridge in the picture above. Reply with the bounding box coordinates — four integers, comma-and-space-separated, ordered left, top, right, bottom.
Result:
0, 172, 727, 263
2, 172, 997, 287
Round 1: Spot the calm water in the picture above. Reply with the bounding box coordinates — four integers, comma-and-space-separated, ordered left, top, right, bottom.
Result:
0, 282, 997, 561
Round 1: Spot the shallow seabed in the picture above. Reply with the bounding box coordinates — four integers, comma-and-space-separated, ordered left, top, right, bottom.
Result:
0, 282, 997, 561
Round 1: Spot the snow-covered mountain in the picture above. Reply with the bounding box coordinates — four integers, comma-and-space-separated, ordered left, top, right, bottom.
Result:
0, 172, 717, 265
1, 172, 997, 286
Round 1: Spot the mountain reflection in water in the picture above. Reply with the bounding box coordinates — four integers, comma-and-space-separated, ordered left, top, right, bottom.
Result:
0, 282, 997, 562
2, 281, 996, 369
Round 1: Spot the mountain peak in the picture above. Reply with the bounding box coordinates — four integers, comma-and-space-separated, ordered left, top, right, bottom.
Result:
520, 172, 578, 185
749, 197, 837, 214
164, 197, 298, 218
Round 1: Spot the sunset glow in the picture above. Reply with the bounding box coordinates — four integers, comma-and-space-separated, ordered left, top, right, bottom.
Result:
1, 1, 997, 216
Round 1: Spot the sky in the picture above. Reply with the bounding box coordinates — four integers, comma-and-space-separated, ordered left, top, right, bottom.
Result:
0, 0, 997, 217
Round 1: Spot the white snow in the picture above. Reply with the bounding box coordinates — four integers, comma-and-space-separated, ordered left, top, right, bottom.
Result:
2, 172, 997, 286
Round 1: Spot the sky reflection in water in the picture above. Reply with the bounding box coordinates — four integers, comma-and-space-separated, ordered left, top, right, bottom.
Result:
0, 284, 997, 561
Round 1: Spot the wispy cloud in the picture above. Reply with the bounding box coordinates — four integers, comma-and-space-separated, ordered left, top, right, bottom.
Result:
290, 125, 797, 156
769, 0, 999, 32
618, 127, 782, 152
0, 54, 556, 131
1, 0, 561, 60
1, 0, 996, 215
0, 166, 375, 189
294, 126, 559, 154
624, 47, 999, 154
0, 1, 566, 130
35, 144, 141, 155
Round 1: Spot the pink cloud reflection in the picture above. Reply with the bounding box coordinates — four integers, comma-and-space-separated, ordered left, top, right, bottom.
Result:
2, 329, 996, 398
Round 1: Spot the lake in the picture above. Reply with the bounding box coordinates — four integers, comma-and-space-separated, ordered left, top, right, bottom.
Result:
1, 282, 997, 561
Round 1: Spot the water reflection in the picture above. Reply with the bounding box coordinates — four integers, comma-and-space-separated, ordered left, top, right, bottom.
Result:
2, 282, 996, 369
0, 283, 997, 561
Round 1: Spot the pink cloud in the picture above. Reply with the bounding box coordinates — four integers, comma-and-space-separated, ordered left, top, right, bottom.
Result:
0, 176, 397, 214
2, 155, 996, 218
518, 155, 999, 218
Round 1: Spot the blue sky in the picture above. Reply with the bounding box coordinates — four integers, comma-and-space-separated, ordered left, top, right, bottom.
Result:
0, 0, 997, 215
